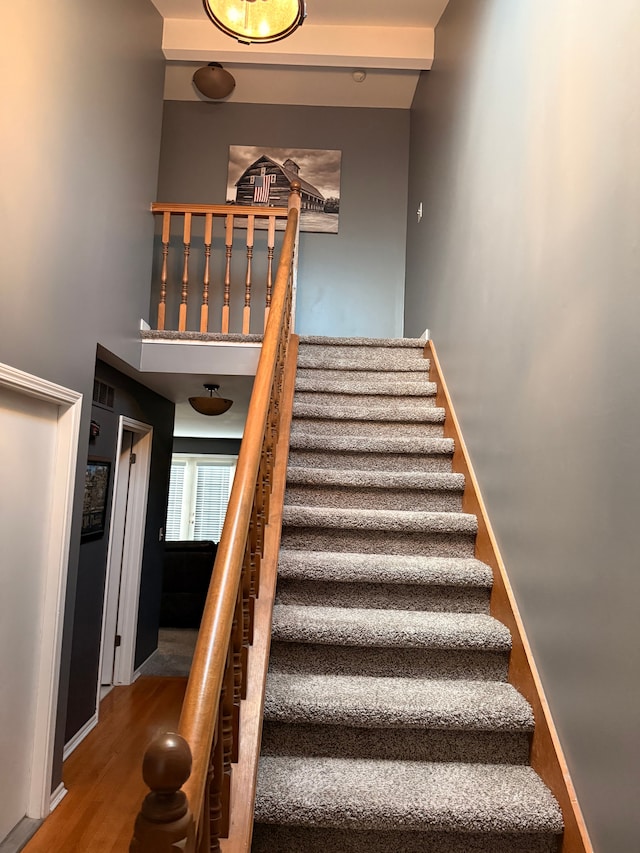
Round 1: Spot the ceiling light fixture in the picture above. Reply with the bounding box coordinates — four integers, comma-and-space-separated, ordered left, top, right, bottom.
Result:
188, 383, 233, 416
202, 0, 306, 45
192, 62, 236, 99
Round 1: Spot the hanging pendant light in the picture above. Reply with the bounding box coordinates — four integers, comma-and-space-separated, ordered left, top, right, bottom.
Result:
188, 384, 233, 416
202, 0, 306, 45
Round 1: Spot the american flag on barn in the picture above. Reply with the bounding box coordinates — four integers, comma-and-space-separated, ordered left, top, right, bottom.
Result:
251, 167, 276, 203
235, 155, 325, 212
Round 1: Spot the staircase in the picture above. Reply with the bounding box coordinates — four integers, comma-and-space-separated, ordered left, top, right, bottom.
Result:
251, 336, 563, 853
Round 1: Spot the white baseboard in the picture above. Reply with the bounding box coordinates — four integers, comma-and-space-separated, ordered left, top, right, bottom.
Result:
49, 783, 67, 812
420, 328, 431, 341
63, 712, 98, 760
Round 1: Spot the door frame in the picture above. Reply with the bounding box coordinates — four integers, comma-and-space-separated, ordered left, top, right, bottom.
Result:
97, 416, 153, 693
0, 362, 82, 818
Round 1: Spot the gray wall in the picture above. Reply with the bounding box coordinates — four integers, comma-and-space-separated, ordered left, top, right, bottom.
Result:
65, 360, 174, 743
157, 101, 410, 338
0, 0, 165, 786
404, 1, 640, 849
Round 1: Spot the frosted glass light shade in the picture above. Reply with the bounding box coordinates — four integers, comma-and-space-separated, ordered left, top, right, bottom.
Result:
202, 0, 305, 44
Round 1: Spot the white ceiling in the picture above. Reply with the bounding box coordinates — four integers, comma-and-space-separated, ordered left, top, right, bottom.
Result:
151, 0, 449, 108
144, 0, 449, 438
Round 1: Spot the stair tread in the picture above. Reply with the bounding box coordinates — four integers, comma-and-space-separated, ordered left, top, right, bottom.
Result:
264, 673, 534, 731
299, 336, 426, 348
296, 358, 430, 372
277, 551, 493, 587
292, 402, 445, 422
289, 434, 453, 454
295, 376, 437, 396
271, 605, 511, 650
254, 756, 563, 834
286, 468, 465, 490
281, 506, 477, 534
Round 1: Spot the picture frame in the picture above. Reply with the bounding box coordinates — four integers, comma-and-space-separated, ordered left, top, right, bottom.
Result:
227, 145, 342, 233
81, 458, 111, 541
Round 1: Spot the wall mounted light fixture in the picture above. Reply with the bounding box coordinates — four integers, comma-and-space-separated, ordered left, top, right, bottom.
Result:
188, 384, 233, 416
202, 0, 306, 45
193, 62, 236, 99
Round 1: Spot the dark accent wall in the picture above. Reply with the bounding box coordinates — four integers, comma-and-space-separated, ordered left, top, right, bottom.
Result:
65, 359, 174, 742
156, 101, 410, 338
404, 1, 640, 848
173, 437, 242, 455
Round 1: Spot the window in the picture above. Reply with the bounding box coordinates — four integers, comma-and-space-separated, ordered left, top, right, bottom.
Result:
165, 454, 237, 542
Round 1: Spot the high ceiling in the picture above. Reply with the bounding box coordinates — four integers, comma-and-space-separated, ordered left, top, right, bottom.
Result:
142, 1, 449, 437
151, 0, 449, 108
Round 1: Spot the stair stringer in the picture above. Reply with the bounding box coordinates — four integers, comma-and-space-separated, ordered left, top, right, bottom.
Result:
426, 339, 593, 853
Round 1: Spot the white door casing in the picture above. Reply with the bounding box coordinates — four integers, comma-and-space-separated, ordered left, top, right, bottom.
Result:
0, 363, 81, 831
97, 417, 153, 692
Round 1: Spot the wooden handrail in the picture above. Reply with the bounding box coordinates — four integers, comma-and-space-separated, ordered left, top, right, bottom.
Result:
131, 183, 301, 853
151, 203, 288, 217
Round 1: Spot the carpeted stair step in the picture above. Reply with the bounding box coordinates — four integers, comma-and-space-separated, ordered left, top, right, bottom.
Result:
297, 338, 428, 373
288, 434, 453, 473
268, 605, 510, 681
291, 402, 446, 437
280, 506, 477, 556
297, 354, 431, 372
261, 672, 533, 764
276, 551, 491, 612
294, 374, 437, 407
284, 468, 465, 512
253, 827, 561, 853
276, 551, 492, 612
297, 367, 431, 385
253, 757, 563, 852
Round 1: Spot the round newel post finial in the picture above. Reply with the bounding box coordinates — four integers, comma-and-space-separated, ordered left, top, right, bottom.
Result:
143, 732, 192, 794
288, 179, 302, 213
130, 733, 196, 852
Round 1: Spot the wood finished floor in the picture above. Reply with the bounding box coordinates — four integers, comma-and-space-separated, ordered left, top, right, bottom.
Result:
23, 677, 186, 853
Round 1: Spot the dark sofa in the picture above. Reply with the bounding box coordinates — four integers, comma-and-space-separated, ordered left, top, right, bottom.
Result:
159, 539, 218, 628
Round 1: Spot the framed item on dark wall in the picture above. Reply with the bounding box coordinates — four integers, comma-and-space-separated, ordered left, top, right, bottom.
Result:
81, 458, 111, 541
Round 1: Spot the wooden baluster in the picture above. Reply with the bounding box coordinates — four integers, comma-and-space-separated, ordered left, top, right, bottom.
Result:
243, 215, 254, 334
130, 733, 196, 853
232, 585, 243, 755
179, 212, 192, 332
264, 215, 276, 330
207, 712, 224, 852
220, 650, 233, 838
222, 214, 233, 334
242, 536, 254, 658
200, 212, 213, 333
157, 212, 171, 331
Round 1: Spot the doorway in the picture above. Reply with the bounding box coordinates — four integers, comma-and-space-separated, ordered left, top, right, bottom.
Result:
0, 364, 81, 840
98, 417, 153, 694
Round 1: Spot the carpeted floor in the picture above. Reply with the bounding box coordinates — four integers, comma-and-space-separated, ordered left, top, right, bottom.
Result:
251, 336, 563, 853
139, 628, 198, 677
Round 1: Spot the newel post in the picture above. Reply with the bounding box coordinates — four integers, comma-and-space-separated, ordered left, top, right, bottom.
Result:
130, 732, 196, 853
288, 179, 302, 214
288, 180, 302, 327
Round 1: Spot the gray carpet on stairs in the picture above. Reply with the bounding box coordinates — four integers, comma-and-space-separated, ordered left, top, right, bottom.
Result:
252, 336, 563, 853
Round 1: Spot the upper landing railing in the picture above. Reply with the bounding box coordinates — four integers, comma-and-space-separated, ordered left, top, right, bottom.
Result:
151, 181, 301, 336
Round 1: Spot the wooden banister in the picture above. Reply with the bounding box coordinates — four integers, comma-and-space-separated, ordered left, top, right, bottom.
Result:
131, 182, 301, 853
151, 201, 289, 336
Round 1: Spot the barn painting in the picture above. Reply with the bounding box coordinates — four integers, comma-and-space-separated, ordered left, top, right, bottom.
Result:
226, 145, 341, 233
